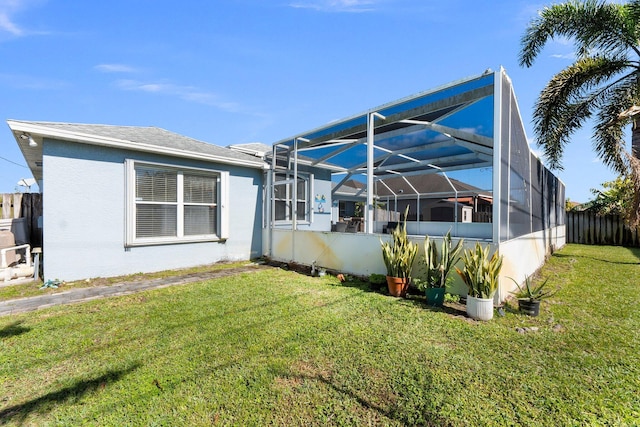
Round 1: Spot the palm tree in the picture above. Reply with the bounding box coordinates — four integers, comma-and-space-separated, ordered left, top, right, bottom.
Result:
519, 0, 640, 227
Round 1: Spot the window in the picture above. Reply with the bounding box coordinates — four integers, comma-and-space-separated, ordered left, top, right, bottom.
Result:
126, 160, 228, 246
273, 172, 312, 222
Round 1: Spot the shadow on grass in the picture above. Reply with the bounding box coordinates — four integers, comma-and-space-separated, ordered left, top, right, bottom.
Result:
335, 278, 471, 319
335, 279, 384, 294
0, 321, 30, 338
287, 370, 448, 425
0, 362, 140, 426
397, 294, 468, 317
553, 250, 640, 265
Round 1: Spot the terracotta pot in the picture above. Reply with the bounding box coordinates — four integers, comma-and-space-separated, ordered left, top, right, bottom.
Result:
386, 276, 409, 297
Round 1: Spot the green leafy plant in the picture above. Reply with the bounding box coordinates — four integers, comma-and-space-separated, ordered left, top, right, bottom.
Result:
455, 242, 503, 299
368, 273, 387, 285
423, 231, 463, 289
380, 207, 418, 280
444, 292, 460, 303
509, 275, 557, 302
412, 277, 427, 292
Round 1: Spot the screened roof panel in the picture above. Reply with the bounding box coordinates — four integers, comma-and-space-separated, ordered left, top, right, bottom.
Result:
272, 71, 496, 176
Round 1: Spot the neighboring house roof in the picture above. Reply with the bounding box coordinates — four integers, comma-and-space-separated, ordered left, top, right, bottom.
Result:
7, 120, 268, 182
333, 175, 490, 199
332, 180, 363, 197
375, 174, 489, 197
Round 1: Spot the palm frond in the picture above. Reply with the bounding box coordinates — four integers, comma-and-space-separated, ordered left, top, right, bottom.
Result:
533, 56, 632, 168
592, 73, 640, 172
520, 0, 634, 67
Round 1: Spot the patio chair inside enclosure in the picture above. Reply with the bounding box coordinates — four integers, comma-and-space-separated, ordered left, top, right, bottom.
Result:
334, 222, 348, 232
382, 222, 398, 234
0, 230, 34, 283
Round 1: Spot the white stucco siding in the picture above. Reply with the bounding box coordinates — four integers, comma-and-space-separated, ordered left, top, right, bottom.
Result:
42, 139, 263, 282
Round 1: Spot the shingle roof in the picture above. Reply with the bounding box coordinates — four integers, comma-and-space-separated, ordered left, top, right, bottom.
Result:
7, 120, 267, 181
17, 121, 262, 163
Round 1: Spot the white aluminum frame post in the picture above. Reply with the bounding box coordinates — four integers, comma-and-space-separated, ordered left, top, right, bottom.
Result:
366, 112, 385, 234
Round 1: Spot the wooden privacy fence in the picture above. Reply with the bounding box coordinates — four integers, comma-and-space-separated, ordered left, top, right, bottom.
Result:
566, 211, 639, 247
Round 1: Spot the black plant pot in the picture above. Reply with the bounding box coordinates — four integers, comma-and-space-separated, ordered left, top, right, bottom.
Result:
518, 299, 540, 316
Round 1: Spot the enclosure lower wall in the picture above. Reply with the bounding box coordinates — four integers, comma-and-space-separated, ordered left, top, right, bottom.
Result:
267, 229, 494, 298
497, 225, 566, 302
267, 224, 565, 303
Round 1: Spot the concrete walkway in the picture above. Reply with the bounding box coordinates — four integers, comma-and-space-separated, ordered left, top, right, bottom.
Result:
0, 264, 270, 317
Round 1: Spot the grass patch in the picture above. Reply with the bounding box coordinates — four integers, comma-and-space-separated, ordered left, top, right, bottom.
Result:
0, 244, 639, 425
0, 260, 254, 302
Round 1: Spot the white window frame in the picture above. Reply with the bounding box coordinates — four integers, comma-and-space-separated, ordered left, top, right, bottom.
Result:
125, 159, 229, 246
273, 172, 313, 224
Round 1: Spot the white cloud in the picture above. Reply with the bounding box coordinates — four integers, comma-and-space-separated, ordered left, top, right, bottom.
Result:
0, 11, 22, 35
289, 0, 378, 13
115, 79, 241, 113
550, 52, 576, 60
0, 0, 26, 35
95, 64, 139, 73
0, 0, 45, 37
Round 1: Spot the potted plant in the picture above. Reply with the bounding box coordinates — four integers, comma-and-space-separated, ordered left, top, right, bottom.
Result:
509, 275, 556, 316
380, 208, 418, 297
455, 242, 503, 321
423, 231, 463, 307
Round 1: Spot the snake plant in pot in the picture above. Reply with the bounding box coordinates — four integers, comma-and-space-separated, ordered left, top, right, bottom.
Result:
380, 208, 418, 297
510, 275, 557, 316
455, 242, 503, 320
422, 231, 464, 307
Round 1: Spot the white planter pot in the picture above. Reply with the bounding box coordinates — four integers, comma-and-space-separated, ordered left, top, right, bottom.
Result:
466, 295, 494, 321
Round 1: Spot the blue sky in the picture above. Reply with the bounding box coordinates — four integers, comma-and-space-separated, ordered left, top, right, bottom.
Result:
0, 0, 623, 202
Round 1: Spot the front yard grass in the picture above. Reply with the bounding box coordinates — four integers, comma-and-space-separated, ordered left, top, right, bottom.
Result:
0, 244, 638, 425
0, 260, 253, 301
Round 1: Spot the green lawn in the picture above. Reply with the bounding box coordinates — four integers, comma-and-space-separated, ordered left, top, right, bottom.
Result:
0, 260, 252, 301
1, 244, 639, 426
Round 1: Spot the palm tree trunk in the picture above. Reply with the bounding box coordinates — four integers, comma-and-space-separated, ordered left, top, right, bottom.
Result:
629, 119, 640, 228
633, 118, 640, 159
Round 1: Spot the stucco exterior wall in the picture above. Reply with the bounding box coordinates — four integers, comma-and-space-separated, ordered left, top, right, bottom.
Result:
497, 224, 566, 302
268, 228, 485, 297
42, 139, 263, 281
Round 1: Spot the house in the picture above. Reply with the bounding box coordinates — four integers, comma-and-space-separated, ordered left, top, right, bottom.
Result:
7, 68, 567, 302
7, 121, 267, 281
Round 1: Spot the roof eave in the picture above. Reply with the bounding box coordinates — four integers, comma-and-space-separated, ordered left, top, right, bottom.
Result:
7, 120, 269, 171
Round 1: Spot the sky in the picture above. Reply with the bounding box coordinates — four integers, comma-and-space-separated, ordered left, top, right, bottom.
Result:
0, 0, 624, 202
